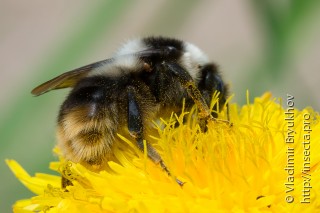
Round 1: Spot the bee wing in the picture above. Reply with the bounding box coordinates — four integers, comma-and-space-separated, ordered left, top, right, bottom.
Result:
31, 49, 165, 96
31, 58, 114, 96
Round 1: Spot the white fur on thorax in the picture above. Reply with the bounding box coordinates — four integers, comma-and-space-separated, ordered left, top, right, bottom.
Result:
180, 42, 209, 81
89, 39, 147, 77
89, 56, 143, 77
89, 39, 209, 80
115, 38, 147, 56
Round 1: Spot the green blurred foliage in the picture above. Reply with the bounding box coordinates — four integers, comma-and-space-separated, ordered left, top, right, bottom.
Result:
248, 0, 320, 95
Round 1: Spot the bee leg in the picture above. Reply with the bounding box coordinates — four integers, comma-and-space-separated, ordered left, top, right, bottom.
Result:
162, 62, 212, 120
61, 176, 73, 189
226, 103, 230, 121
127, 88, 184, 186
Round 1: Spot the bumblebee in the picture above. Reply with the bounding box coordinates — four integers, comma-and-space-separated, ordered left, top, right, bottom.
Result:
32, 36, 228, 186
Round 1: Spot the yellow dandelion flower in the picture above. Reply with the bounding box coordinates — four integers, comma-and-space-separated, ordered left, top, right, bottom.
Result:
6, 92, 320, 212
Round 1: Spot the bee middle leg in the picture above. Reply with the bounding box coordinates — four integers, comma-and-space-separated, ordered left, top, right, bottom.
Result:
127, 87, 183, 185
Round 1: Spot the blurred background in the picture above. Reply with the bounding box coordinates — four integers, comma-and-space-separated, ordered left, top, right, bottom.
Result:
1, 0, 319, 211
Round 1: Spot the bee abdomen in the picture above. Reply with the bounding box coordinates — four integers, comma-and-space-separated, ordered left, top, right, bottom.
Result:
72, 129, 112, 165
57, 105, 119, 169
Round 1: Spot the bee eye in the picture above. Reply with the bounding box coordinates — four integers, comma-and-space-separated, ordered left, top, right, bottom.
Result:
200, 64, 224, 94
206, 74, 223, 92
197, 64, 202, 69
214, 75, 224, 93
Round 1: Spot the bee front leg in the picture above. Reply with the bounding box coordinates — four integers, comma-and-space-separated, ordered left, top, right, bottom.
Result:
127, 87, 183, 186
162, 62, 212, 127
62, 176, 73, 189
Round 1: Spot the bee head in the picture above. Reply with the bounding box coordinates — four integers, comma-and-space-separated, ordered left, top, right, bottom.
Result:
197, 63, 227, 111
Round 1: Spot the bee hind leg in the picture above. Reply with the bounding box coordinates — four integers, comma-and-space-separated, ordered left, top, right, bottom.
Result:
127, 87, 183, 186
